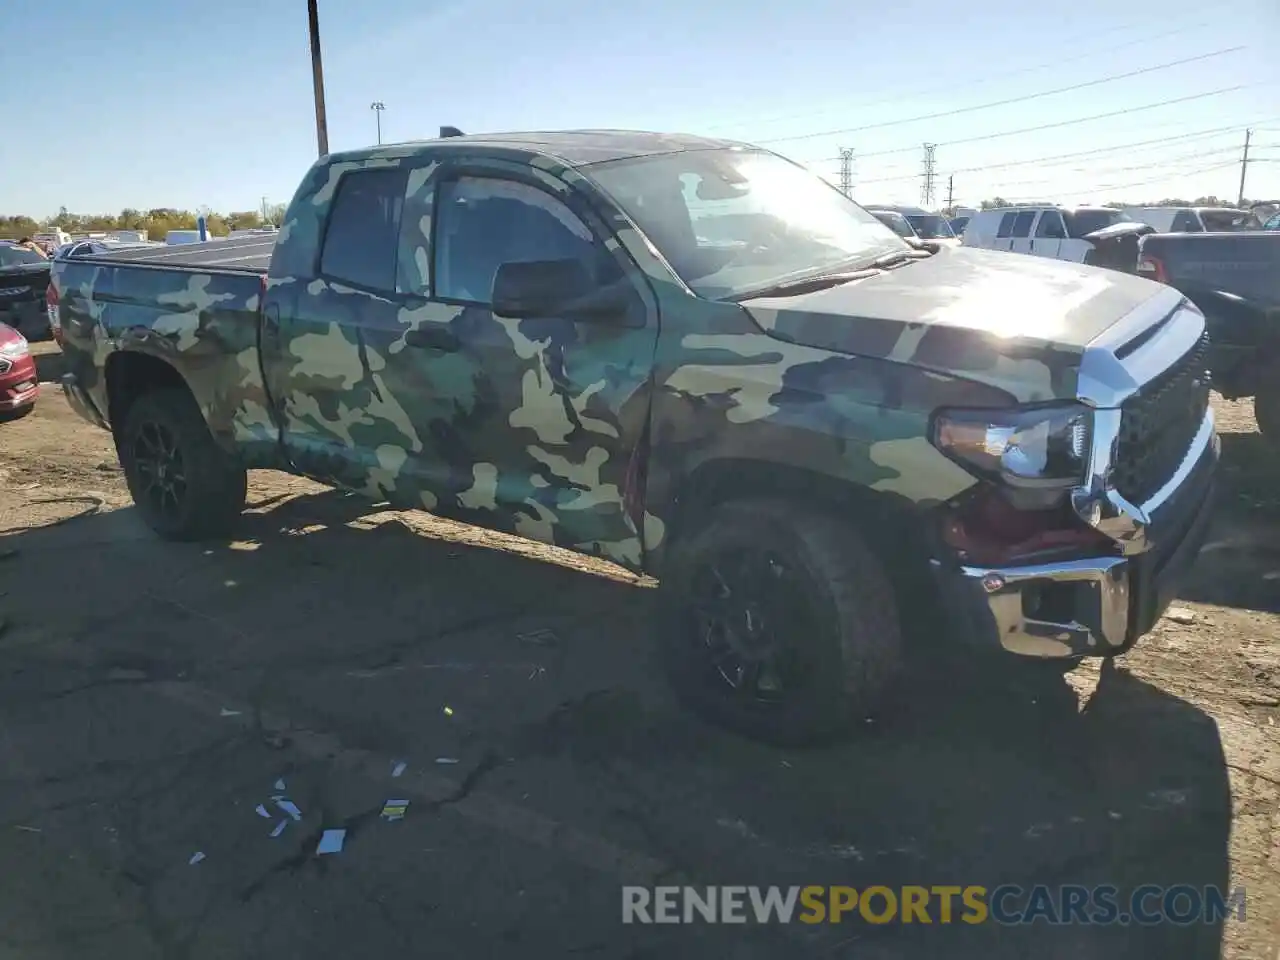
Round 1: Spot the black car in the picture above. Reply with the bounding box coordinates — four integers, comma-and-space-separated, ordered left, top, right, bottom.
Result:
0, 243, 52, 340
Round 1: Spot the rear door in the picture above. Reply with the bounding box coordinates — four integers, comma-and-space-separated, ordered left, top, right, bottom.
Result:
421, 160, 660, 567
1029, 209, 1066, 259
1007, 210, 1037, 255
261, 165, 415, 495
993, 212, 1018, 251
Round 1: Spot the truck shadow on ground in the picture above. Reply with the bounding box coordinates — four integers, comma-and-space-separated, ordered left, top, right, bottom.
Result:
1178, 430, 1280, 613
0, 488, 1233, 958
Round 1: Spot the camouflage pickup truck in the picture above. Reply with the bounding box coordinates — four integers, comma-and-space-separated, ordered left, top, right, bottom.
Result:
50, 130, 1218, 743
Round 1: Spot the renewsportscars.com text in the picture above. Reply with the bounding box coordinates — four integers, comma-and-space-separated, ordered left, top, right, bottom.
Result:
622, 885, 1247, 926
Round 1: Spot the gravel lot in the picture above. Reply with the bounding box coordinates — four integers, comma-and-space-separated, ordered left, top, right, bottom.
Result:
0, 343, 1276, 958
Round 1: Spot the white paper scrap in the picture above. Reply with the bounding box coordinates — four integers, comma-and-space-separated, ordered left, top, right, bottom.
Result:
316, 829, 346, 855
276, 799, 303, 821
255, 804, 271, 819
391, 761, 407, 778
188, 852, 206, 865
269, 820, 288, 838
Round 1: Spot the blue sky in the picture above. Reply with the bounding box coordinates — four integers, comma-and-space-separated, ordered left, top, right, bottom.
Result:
4, 0, 1278, 218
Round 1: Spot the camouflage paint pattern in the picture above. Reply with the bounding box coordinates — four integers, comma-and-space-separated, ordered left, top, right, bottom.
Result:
51, 131, 1152, 576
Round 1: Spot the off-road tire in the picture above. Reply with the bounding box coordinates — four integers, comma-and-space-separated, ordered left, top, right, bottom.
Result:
1255, 374, 1280, 448
658, 499, 902, 746
117, 387, 247, 541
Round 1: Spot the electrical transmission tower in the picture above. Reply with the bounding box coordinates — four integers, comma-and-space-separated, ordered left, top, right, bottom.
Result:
921, 143, 937, 207
838, 148, 854, 197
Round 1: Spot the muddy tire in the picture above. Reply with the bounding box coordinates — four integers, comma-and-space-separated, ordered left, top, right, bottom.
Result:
658, 499, 902, 746
1255, 374, 1280, 448
117, 388, 247, 541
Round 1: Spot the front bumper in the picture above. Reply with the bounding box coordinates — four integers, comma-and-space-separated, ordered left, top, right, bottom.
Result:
934, 407, 1217, 658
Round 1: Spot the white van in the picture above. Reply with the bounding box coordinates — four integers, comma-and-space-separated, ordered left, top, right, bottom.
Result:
1120, 206, 1263, 233
863, 204, 961, 247
961, 205, 1153, 270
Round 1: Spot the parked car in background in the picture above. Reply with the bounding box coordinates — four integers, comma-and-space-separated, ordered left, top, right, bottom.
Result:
57, 239, 162, 259
1263, 213, 1280, 231
865, 204, 961, 247
1136, 230, 1280, 444
0, 241, 53, 340
962, 205, 1153, 270
0, 320, 39, 420
864, 207, 916, 239
1121, 206, 1264, 233
948, 215, 970, 235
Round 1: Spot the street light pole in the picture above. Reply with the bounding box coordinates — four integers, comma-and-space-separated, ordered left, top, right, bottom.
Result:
371, 101, 386, 145
307, 0, 329, 157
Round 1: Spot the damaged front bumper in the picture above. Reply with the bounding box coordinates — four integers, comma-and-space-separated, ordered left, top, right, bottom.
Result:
933, 293, 1218, 659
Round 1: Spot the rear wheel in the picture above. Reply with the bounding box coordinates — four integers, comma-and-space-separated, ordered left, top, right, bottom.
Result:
658, 499, 902, 746
117, 388, 247, 541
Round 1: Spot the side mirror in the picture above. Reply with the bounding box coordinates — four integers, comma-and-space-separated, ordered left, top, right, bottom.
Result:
491, 258, 630, 321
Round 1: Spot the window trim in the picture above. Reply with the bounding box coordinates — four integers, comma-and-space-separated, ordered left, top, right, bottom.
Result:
427, 163, 628, 312
315, 166, 410, 298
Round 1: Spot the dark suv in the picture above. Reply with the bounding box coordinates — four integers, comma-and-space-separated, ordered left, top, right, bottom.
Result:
0, 242, 52, 340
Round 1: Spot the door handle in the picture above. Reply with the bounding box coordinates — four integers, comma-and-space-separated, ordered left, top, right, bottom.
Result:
404, 326, 460, 352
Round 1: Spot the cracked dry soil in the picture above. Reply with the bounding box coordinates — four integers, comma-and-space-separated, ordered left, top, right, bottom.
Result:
0, 356, 1277, 959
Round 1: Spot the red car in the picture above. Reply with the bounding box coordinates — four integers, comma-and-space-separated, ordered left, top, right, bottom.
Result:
0, 321, 38, 420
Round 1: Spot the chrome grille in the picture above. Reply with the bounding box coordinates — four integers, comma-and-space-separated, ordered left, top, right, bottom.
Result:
1111, 331, 1211, 505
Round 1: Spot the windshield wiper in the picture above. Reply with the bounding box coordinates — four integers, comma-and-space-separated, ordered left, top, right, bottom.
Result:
727, 269, 879, 302
867, 248, 933, 269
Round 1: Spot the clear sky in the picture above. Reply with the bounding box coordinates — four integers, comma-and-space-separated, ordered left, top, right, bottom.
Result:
4, 0, 1278, 218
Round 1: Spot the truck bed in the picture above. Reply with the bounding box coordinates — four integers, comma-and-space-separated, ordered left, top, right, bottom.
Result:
88, 234, 275, 273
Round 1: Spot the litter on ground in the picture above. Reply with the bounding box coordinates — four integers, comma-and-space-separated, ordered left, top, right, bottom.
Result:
276, 799, 303, 821
255, 804, 271, 818
381, 799, 409, 822
269, 820, 288, 838
435, 757, 460, 765
391, 761, 407, 778
316, 830, 346, 855
188, 852, 206, 865
274, 778, 286, 791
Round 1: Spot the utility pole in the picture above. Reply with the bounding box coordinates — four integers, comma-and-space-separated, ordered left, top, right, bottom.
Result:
371, 101, 386, 145
838, 147, 854, 197
921, 143, 937, 207
1237, 128, 1252, 206
307, 0, 329, 158
945, 175, 954, 215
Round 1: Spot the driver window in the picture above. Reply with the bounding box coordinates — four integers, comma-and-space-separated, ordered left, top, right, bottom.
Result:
433, 176, 619, 305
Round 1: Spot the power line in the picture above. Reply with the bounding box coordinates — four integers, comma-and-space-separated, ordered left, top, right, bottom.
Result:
757, 46, 1246, 145
800, 113, 1280, 166
857, 142, 1246, 188
840, 85, 1260, 161
1003, 160, 1240, 201
701, 18, 1218, 135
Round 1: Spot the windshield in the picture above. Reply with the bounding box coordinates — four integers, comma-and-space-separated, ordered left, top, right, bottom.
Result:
587, 149, 906, 300
905, 214, 955, 239
0, 246, 47, 267
869, 211, 916, 239
1200, 209, 1263, 231
1062, 209, 1124, 238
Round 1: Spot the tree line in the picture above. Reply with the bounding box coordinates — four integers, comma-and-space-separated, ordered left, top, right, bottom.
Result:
0, 205, 289, 242
974, 196, 1260, 211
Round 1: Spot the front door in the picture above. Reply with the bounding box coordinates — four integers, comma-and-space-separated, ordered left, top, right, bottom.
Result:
424, 162, 660, 568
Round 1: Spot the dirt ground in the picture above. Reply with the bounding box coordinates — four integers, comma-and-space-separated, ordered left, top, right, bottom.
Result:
0, 343, 1277, 959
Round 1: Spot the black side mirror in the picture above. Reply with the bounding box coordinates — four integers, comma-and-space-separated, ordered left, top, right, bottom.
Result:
491, 258, 630, 321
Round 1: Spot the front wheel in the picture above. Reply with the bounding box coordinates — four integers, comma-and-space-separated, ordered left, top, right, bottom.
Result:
658, 500, 903, 746
117, 388, 247, 541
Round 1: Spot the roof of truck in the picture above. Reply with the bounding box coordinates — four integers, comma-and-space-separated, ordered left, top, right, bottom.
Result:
339, 129, 752, 167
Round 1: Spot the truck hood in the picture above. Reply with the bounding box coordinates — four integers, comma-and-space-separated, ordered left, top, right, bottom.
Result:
740, 246, 1169, 403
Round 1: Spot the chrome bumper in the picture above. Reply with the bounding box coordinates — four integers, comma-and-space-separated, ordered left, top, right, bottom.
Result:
935, 293, 1218, 659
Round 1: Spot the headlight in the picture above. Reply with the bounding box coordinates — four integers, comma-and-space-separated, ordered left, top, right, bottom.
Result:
931, 404, 1091, 490
0, 336, 29, 359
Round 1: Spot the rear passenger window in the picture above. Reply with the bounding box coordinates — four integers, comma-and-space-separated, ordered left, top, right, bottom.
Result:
1172, 211, 1202, 232
1011, 211, 1036, 238
319, 168, 408, 292
996, 213, 1017, 238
